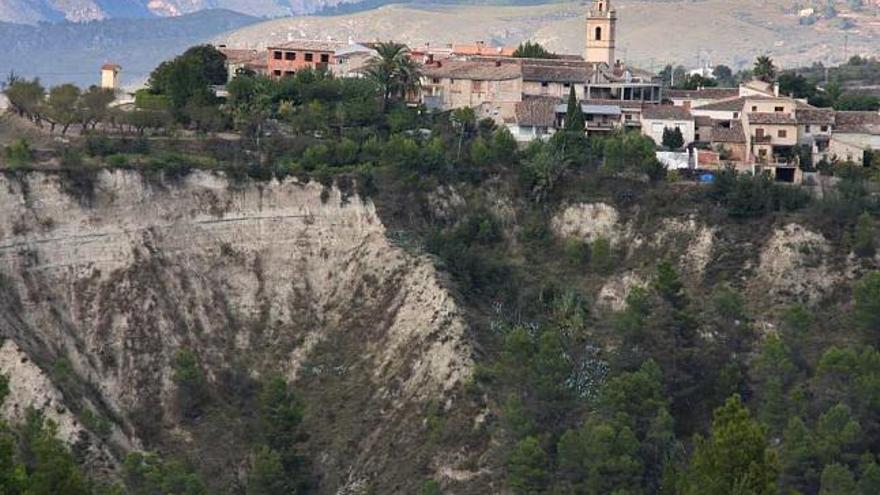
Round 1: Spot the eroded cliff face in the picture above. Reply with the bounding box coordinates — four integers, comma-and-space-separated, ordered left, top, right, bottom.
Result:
551, 201, 869, 314
0, 170, 473, 492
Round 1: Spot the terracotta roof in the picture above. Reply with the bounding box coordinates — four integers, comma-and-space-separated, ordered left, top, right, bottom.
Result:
712, 121, 746, 143
451, 43, 516, 57
219, 48, 261, 65
642, 105, 693, 121
835, 111, 880, 134
665, 88, 739, 100
423, 60, 521, 81
694, 115, 714, 127
695, 95, 785, 112
796, 108, 835, 125
268, 40, 342, 52
514, 97, 557, 127
522, 63, 591, 83
748, 112, 797, 125
694, 96, 746, 111
101, 63, 121, 71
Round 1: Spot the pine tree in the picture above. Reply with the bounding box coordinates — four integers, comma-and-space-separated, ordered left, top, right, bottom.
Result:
853, 212, 876, 258
685, 395, 779, 495
507, 436, 550, 494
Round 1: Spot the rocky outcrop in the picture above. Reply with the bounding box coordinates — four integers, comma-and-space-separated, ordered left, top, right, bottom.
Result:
0, 170, 473, 491
551, 202, 621, 244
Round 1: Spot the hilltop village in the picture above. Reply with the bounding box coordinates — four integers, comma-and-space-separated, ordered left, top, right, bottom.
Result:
213, 0, 880, 184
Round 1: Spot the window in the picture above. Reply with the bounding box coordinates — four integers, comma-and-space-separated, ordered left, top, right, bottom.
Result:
755, 128, 765, 139
305, 53, 314, 62
273, 70, 282, 76
821, 125, 829, 132
285, 52, 295, 60
320, 53, 330, 63
733, 112, 739, 118
805, 125, 811, 133
285, 71, 295, 77
774, 106, 784, 112
564, 83, 571, 88
751, 105, 758, 112
432, 78, 440, 84
541, 81, 549, 87
273, 51, 282, 60
695, 133, 701, 141
625, 114, 632, 121
759, 149, 768, 157
595, 26, 602, 41
777, 129, 787, 138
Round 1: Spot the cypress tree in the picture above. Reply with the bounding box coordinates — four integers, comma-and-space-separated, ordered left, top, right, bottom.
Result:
565, 85, 585, 133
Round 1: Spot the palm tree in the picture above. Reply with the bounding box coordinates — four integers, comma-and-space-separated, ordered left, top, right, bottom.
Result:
366, 41, 421, 110
753, 55, 777, 83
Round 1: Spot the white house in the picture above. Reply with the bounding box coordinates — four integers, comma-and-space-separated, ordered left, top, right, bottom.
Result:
640, 105, 695, 147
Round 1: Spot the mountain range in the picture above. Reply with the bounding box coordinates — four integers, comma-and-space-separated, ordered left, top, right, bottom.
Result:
0, 0, 350, 23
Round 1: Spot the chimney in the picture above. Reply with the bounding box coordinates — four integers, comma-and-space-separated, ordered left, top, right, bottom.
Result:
773, 82, 780, 97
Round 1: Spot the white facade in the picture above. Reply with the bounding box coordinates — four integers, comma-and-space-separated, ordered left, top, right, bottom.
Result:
642, 118, 696, 147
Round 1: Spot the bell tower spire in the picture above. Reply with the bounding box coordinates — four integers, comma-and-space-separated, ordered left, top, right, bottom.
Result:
585, 0, 616, 66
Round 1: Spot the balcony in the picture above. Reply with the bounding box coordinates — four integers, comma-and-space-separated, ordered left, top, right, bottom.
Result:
754, 134, 771, 143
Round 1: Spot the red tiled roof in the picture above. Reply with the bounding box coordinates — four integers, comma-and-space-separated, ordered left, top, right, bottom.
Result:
423, 60, 521, 81
101, 63, 121, 71
835, 111, 880, 134
642, 105, 693, 120
514, 97, 557, 127
712, 121, 746, 143
665, 87, 739, 100
748, 112, 797, 125
795, 108, 835, 125
268, 40, 341, 52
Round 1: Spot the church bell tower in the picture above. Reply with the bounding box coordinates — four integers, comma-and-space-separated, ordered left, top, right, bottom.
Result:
585, 0, 616, 66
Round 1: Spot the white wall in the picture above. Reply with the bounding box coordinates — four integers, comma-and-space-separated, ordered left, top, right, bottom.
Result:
641, 118, 696, 147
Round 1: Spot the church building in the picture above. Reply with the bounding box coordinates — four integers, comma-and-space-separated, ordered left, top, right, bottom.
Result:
585, 0, 617, 66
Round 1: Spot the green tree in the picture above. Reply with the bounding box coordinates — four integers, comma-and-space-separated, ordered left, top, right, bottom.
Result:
247, 446, 292, 495
859, 455, 880, 495
123, 451, 206, 495
257, 375, 304, 453
853, 212, 876, 257
781, 416, 821, 494
4, 78, 45, 123
854, 273, 880, 339
564, 85, 585, 132
366, 41, 421, 109
661, 127, 684, 150
492, 127, 519, 166
507, 436, 550, 494
712, 65, 735, 86
451, 106, 477, 161
78, 85, 116, 130
819, 463, 858, 495
590, 237, 613, 274
512, 41, 557, 59
684, 395, 779, 495
753, 55, 778, 83
172, 348, 209, 420
46, 84, 81, 135
556, 418, 643, 495
470, 137, 493, 167
19, 410, 91, 495
816, 403, 862, 464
